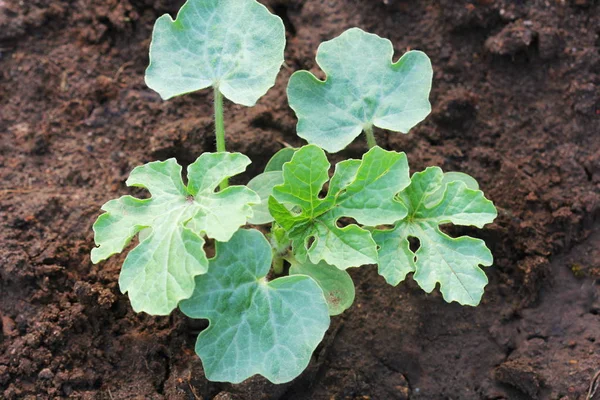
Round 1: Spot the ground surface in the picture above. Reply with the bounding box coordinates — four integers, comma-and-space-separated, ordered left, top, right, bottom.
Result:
1, 0, 599, 399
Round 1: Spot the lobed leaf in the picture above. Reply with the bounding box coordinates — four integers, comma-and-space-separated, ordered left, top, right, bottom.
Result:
372, 167, 497, 306
268, 144, 410, 270
145, 0, 285, 105
179, 229, 330, 384
287, 28, 433, 153
91, 153, 260, 315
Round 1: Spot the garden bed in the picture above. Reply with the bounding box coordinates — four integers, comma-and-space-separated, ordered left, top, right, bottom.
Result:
1, 0, 599, 398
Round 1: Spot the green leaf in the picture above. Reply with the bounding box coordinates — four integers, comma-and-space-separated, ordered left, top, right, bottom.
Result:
269, 144, 410, 270
287, 28, 433, 153
247, 171, 284, 225
179, 229, 330, 384
145, 0, 285, 105
372, 167, 497, 306
442, 172, 480, 191
289, 260, 355, 316
264, 147, 297, 172
426, 171, 480, 207
91, 153, 260, 315
246, 148, 299, 225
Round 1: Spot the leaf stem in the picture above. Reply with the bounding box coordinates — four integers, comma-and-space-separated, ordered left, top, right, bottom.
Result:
364, 125, 377, 149
214, 86, 228, 190
269, 223, 293, 275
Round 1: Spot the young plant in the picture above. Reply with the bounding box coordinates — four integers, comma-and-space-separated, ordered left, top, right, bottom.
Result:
91, 0, 497, 385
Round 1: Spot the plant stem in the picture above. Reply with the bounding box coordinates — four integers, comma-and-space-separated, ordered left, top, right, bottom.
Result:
214, 86, 228, 190
364, 125, 377, 149
273, 256, 284, 275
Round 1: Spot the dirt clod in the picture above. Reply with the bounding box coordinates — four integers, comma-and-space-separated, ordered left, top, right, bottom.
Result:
485, 21, 537, 56
431, 88, 478, 130
38, 368, 54, 380
495, 359, 542, 398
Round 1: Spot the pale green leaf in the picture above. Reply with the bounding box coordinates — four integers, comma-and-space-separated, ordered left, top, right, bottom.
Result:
373, 167, 497, 306
91, 154, 260, 315
371, 231, 415, 287
247, 171, 284, 224
179, 229, 330, 384
442, 171, 480, 191
269, 144, 410, 270
287, 28, 433, 153
145, 0, 285, 105
264, 147, 297, 172
246, 148, 298, 224
289, 260, 355, 316
426, 171, 480, 207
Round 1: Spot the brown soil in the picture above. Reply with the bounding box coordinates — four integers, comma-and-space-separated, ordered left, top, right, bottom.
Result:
1, 0, 599, 399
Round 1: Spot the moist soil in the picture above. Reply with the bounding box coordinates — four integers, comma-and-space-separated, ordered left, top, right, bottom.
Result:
1, 0, 599, 399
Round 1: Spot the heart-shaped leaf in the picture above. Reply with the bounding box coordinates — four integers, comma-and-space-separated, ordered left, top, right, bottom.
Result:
287, 28, 433, 153
179, 229, 330, 384
91, 153, 260, 315
372, 167, 497, 306
145, 0, 285, 105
